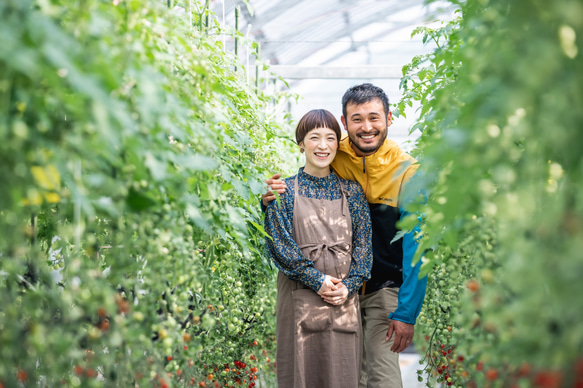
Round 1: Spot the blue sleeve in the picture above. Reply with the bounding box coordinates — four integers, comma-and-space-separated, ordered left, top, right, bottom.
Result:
388, 209, 428, 325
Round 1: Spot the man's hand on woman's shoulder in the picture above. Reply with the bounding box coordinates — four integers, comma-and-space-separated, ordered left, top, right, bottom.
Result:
262, 173, 287, 207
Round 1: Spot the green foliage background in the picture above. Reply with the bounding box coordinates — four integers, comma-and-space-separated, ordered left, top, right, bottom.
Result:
0, 0, 298, 386
398, 0, 583, 386
4, 0, 583, 387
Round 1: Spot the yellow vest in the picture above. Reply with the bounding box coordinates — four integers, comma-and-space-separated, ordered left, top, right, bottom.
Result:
332, 136, 418, 208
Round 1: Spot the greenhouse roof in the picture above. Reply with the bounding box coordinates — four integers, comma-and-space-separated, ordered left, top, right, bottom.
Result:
211, 0, 456, 146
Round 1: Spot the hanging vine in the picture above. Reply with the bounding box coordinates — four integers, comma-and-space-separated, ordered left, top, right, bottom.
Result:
0, 0, 297, 386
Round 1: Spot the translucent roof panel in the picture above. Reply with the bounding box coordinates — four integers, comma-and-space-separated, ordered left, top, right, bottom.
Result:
211, 0, 456, 149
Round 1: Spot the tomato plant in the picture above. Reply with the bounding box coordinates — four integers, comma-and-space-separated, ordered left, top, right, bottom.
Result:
0, 0, 297, 386
399, 0, 583, 386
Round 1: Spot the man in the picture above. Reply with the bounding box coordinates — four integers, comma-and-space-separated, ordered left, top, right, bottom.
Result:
263, 83, 427, 388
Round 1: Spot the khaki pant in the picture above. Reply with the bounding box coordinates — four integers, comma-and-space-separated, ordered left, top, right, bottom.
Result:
358, 288, 402, 388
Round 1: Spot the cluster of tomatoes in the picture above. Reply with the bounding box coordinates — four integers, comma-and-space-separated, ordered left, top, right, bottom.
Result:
153, 340, 273, 388
5, 349, 101, 388
422, 336, 583, 388
466, 358, 583, 388
421, 339, 466, 387
195, 359, 259, 388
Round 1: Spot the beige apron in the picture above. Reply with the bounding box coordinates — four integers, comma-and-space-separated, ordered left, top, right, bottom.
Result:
276, 174, 362, 388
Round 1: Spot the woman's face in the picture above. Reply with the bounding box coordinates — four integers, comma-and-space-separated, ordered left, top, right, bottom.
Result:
300, 127, 338, 177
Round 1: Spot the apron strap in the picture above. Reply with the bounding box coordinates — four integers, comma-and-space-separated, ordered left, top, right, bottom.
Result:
293, 175, 300, 290
337, 176, 350, 217
296, 172, 350, 216
292, 172, 351, 288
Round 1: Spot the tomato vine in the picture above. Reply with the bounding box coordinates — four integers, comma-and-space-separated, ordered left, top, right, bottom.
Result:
399, 0, 583, 387
0, 0, 296, 386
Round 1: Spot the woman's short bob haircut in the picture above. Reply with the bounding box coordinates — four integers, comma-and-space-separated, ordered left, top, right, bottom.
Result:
295, 109, 342, 145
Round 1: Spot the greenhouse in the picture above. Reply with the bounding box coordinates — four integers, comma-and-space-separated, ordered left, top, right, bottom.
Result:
1, 0, 582, 387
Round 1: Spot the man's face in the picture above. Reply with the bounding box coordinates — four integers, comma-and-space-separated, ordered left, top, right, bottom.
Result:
341, 98, 392, 156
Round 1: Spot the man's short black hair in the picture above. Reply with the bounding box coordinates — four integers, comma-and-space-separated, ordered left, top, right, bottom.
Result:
341, 83, 390, 118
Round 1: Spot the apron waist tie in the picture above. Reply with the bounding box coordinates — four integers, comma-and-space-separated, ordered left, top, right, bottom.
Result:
299, 241, 351, 284
299, 241, 351, 261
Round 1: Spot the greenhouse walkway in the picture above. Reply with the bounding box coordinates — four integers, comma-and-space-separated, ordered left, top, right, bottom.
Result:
400, 346, 426, 388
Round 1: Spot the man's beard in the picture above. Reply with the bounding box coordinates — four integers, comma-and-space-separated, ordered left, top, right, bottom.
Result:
348, 129, 387, 155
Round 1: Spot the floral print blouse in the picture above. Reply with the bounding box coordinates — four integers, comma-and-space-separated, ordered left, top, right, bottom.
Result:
264, 168, 372, 295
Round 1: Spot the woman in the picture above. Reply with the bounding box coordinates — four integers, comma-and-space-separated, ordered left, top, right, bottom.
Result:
264, 109, 372, 388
